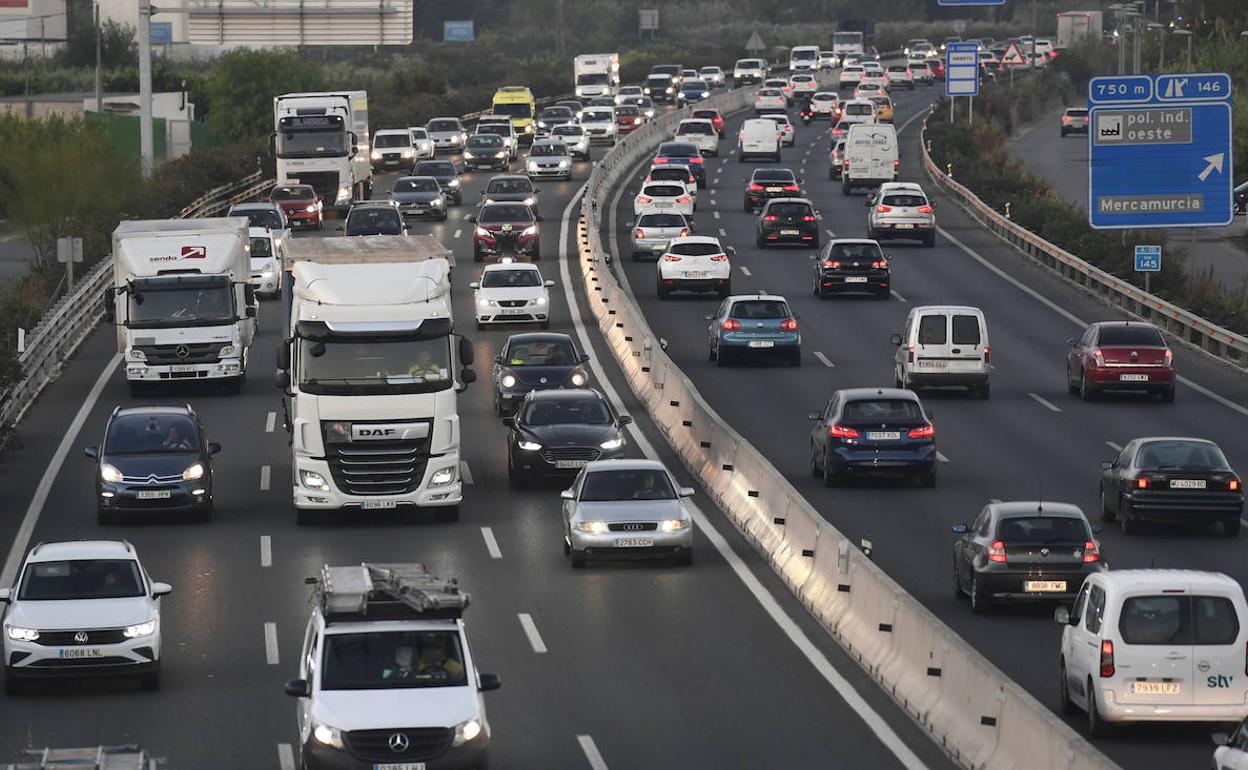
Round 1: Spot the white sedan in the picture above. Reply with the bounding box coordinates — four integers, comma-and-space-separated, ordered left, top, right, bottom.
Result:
674, 119, 719, 156
634, 182, 694, 218
615, 86, 645, 105
753, 88, 787, 113
859, 74, 889, 93
886, 65, 915, 90
580, 108, 618, 144
656, 236, 732, 299
838, 66, 864, 90
767, 114, 795, 147
470, 262, 554, 328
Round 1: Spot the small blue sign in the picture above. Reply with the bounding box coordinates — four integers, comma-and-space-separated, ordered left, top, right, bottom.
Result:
1134, 245, 1161, 272
150, 21, 172, 45
443, 20, 475, 42
1154, 73, 1231, 102
1088, 75, 1153, 105
945, 42, 980, 97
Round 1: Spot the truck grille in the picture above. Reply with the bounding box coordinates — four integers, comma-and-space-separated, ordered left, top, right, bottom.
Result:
135, 343, 224, 365
322, 424, 431, 497
540, 446, 600, 463
345, 727, 451, 763
291, 171, 340, 201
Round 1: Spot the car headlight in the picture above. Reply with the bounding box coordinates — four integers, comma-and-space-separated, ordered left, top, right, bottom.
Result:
370, 150, 381, 160
522, 225, 538, 237
100, 463, 123, 483
523, 197, 536, 206
665, 87, 673, 94
537, 121, 547, 128
495, 151, 507, 159
477, 298, 495, 308
458, 132, 468, 143
500, 372, 518, 389
128, 348, 146, 361
558, 159, 569, 168
312, 721, 344, 749
304, 204, 317, 213
660, 518, 689, 532
5, 626, 38, 642
569, 370, 587, 387
452, 718, 483, 747
401, 149, 414, 158
575, 521, 609, 534
475, 227, 492, 239
300, 469, 331, 492
701, 91, 710, 98
123, 618, 157, 638
430, 466, 456, 487
534, 295, 547, 305
524, 124, 534, 133
463, 150, 476, 159
447, 178, 460, 187
517, 440, 542, 451
599, 436, 624, 451
181, 462, 205, 481
432, 196, 444, 207
528, 161, 540, 171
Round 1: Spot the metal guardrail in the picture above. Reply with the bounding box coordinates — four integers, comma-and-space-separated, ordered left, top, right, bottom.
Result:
919, 116, 1248, 371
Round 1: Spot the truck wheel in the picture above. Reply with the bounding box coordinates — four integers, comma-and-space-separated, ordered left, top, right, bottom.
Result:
473, 245, 484, 262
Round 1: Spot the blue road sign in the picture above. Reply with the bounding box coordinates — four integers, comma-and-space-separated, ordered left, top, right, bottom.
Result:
945, 42, 980, 97
937, 0, 1005, 5
1134, 245, 1161, 272
1088, 72, 1234, 230
150, 21, 172, 44
443, 20, 475, 42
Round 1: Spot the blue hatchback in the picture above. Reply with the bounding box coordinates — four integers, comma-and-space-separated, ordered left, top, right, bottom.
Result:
808, 388, 937, 487
677, 79, 712, 106
707, 294, 801, 367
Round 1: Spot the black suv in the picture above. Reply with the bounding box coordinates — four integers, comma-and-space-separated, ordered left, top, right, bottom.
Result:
413, 159, 463, 205
756, 198, 820, 248
85, 405, 221, 523
342, 201, 407, 236
743, 168, 802, 212
812, 239, 890, 300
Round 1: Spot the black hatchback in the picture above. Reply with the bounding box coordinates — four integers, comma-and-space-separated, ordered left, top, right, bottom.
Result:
503, 389, 630, 485
492, 333, 590, 416
743, 168, 802, 212
812, 239, 890, 299
85, 405, 221, 523
756, 198, 820, 248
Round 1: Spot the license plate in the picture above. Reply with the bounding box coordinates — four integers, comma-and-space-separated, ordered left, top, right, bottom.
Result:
780, 229, 801, 235
555, 460, 588, 469
1024, 580, 1067, 592
866, 431, 901, 441
615, 537, 654, 548
136, 490, 172, 500
1170, 479, 1206, 489
59, 648, 103, 659
361, 500, 398, 510
653, 201, 674, 209
1131, 681, 1180, 695
748, 340, 775, 348
684, 271, 708, 278
1119, 373, 1149, 381
766, 187, 782, 192
845, 276, 868, 283
374, 764, 426, 770
499, 308, 528, 315
170, 364, 198, 373
894, 223, 914, 229
917, 360, 948, 368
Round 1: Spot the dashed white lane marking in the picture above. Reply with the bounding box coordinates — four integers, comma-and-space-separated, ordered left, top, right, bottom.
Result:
825, 228, 837, 239
265, 411, 276, 433
713, 211, 721, 219
718, 228, 727, 237
260, 465, 271, 491
1028, 392, 1063, 413
740, 265, 752, 276
814, 351, 834, 368
729, 148, 738, 156
1105, 441, 1123, 452
260, 536, 272, 568
578, 736, 610, 770
264, 622, 280, 665
453, 228, 462, 239
459, 460, 474, 485
937, 451, 950, 463
518, 613, 548, 653
277, 744, 295, 770
462, 211, 473, 219
889, 289, 908, 303
481, 527, 503, 559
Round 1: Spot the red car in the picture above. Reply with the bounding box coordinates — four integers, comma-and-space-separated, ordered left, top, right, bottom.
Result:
926, 59, 946, 80
615, 105, 645, 135
469, 202, 541, 262
265, 184, 323, 230
691, 107, 725, 137
1066, 321, 1175, 402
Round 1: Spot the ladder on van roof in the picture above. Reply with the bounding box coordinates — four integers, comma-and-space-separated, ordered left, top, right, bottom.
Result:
2, 745, 157, 770
312, 563, 471, 621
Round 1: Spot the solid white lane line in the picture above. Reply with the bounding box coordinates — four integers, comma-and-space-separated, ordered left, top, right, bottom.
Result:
265, 411, 276, 433
557, 185, 933, 770
936, 451, 950, 463
1105, 441, 1123, 453
518, 613, 548, 653
740, 266, 752, 276
459, 460, 474, 485
481, 527, 503, 559
713, 210, 721, 219
814, 351, 834, 368
264, 622, 280, 665
1, 354, 122, 586
718, 228, 727, 237
260, 464, 271, 491
889, 289, 908, 302
1028, 392, 1062, 413
277, 744, 295, 770
453, 228, 462, 239
578, 735, 610, 770
260, 536, 272, 568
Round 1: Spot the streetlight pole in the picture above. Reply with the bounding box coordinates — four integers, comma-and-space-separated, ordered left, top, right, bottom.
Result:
138, 0, 153, 177
93, 0, 102, 112
1148, 23, 1165, 70
1172, 29, 1192, 71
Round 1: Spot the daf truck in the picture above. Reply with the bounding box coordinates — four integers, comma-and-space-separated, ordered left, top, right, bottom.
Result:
574, 53, 620, 99
273, 91, 371, 215
275, 235, 476, 525
109, 218, 255, 396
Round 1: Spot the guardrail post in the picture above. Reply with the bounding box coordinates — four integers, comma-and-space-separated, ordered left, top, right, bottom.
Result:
1004, 202, 1011, 219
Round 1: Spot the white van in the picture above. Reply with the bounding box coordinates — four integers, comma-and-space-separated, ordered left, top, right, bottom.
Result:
842, 123, 898, 195
738, 118, 782, 163
891, 305, 990, 397
789, 45, 820, 72
840, 98, 878, 126
1056, 570, 1248, 736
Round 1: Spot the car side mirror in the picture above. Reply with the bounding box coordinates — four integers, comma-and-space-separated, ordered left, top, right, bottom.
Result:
151, 582, 172, 597
1091, 525, 1103, 535
678, 486, 695, 498
276, 341, 291, 371
951, 523, 969, 534
460, 369, 477, 385
335, 225, 345, 232
560, 489, 576, 501
103, 290, 116, 323
0, 588, 9, 602
579, 354, 590, 363
501, 417, 515, 428
865, 199, 873, 207
275, 370, 291, 391
478, 673, 502, 692
1100, 460, 1114, 470
1065, 337, 1078, 347
535, 215, 544, 222
457, 336, 475, 366
469, 281, 480, 289
465, 214, 476, 223
890, 333, 902, 346
1212, 732, 1230, 747
245, 306, 257, 319
544, 280, 555, 288
1053, 606, 1072, 625
84, 446, 98, 459
725, 246, 737, 255
208, 442, 222, 455
618, 415, 633, 426
284, 678, 311, 698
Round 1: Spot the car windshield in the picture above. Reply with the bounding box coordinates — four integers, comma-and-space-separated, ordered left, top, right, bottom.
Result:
843, 399, 922, 421
759, 89, 782, 97
617, 107, 640, 117
482, 268, 541, 288
476, 125, 509, 138
269, 186, 314, 201
468, 135, 503, 149
505, 339, 577, 366
427, 119, 461, 132
106, 413, 200, 453
479, 204, 534, 224
649, 169, 690, 182
846, 103, 873, 115
737, 60, 763, 69
996, 516, 1088, 543
692, 110, 718, 119
394, 178, 439, 193
828, 242, 884, 260
580, 468, 676, 501
530, 143, 567, 157
1067, 109, 1088, 117
322, 631, 467, 690
232, 208, 283, 230
646, 76, 669, 85
1097, 325, 1164, 346
679, 122, 713, 134
492, 102, 532, 119
523, 396, 612, 426
669, 242, 722, 257
883, 194, 926, 207
298, 336, 452, 394
541, 107, 573, 120
729, 300, 789, 319
250, 236, 273, 258
578, 73, 610, 85
767, 202, 813, 217
19, 559, 145, 600
660, 144, 697, 158
489, 178, 533, 195
813, 94, 836, 102
416, 161, 455, 177
553, 126, 584, 137
1119, 596, 1240, 645
644, 185, 684, 198
1136, 440, 1231, 471
345, 210, 401, 235
583, 110, 612, 122
754, 170, 795, 182
684, 80, 709, 90
374, 133, 410, 148
638, 213, 687, 228
410, 128, 427, 139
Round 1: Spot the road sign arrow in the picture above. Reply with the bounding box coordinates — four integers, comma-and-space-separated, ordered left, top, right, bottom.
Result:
1197, 153, 1225, 182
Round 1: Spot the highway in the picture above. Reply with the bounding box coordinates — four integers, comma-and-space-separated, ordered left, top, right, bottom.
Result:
0, 103, 956, 769
610, 85, 1248, 770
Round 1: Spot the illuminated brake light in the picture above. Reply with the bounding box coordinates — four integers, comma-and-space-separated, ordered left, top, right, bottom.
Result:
917, 205, 934, 214
1062, 116, 1072, 123
1229, 478, 1240, 492
876, 205, 893, 213
1163, 348, 1173, 366
907, 423, 935, 439
823, 260, 841, 268
907, 345, 915, 364
721, 319, 741, 331
676, 196, 692, 204
830, 424, 859, 439
783, 184, 800, 191
1135, 476, 1150, 489
637, 196, 653, 203
1092, 348, 1106, 367
663, 255, 682, 262
1100, 640, 1115, 677
763, 215, 779, 222
748, 183, 764, 191
802, 215, 817, 222
1082, 540, 1101, 563
894, 159, 901, 170
709, 254, 728, 262
871, 259, 889, 269
983, 345, 990, 365
678, 228, 690, 237
780, 319, 798, 331
654, 157, 669, 164
987, 540, 1007, 563
634, 229, 645, 239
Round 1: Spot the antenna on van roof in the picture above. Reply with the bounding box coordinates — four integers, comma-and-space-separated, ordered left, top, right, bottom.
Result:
1037, 479, 1043, 514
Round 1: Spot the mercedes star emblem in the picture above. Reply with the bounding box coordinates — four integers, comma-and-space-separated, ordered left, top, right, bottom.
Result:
74, 631, 89, 644
175, 345, 191, 359
388, 732, 410, 753
1039, 547, 1049, 556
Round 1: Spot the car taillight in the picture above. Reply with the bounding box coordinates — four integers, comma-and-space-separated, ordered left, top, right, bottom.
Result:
653, 157, 668, 164
871, 259, 889, 269
983, 345, 990, 364
830, 424, 859, 439
783, 184, 800, 191
748, 183, 764, 191
1163, 349, 1173, 366
710, 254, 728, 262
1062, 116, 1072, 123
1092, 348, 1106, 367
780, 319, 798, 331
987, 540, 1007, 563
876, 205, 893, 213
676, 196, 692, 204
663, 254, 682, 262
689, 156, 704, 164
894, 159, 901, 170
917, 205, 934, 214
637, 196, 653, 203
1228, 478, 1240, 491
722, 319, 741, 331
1244, 640, 1248, 676
1100, 640, 1115, 677
802, 215, 817, 222
634, 228, 646, 239
907, 345, 915, 364
823, 260, 841, 268
763, 215, 779, 222
907, 423, 935, 439
678, 229, 690, 237
1135, 476, 1150, 489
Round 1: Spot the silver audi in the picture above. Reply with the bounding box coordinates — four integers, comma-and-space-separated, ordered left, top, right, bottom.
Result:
561, 459, 694, 567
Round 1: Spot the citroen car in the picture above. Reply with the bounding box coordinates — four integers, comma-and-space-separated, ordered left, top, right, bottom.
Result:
504, 389, 630, 485
1066, 321, 1175, 402
468, 202, 541, 262
470, 262, 554, 329
1098, 437, 1242, 536
390, 176, 448, 221
808, 387, 937, 487
707, 293, 801, 366
492, 333, 590, 416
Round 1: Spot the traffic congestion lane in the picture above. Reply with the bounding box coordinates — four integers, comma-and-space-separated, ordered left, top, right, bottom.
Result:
610, 86, 1248, 769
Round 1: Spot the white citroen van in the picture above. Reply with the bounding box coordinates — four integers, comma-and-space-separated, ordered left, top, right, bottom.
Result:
891, 305, 990, 398
1056, 570, 1248, 736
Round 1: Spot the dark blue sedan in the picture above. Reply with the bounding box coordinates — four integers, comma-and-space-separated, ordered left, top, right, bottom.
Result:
707, 294, 801, 367
808, 388, 937, 487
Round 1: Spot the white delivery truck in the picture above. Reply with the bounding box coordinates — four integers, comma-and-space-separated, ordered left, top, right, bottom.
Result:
832, 30, 865, 59
574, 53, 621, 99
842, 123, 898, 195
275, 235, 476, 525
110, 218, 255, 397
273, 91, 371, 215
1055, 11, 1103, 50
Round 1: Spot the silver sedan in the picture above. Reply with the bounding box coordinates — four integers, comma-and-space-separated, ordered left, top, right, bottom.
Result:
561, 459, 694, 567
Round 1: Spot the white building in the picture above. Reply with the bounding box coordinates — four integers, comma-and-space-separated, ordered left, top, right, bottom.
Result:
0, 0, 68, 60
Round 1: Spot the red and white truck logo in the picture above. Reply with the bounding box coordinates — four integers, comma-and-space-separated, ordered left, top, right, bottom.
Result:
181, 245, 207, 259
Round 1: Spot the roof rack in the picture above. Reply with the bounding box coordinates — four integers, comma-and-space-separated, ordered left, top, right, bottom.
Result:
309, 563, 470, 622
2, 745, 157, 770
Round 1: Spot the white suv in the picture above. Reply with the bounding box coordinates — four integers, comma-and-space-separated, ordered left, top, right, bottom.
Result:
1056, 570, 1248, 736
656, 235, 732, 299
868, 182, 936, 246
2, 540, 170, 694
471, 262, 554, 328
